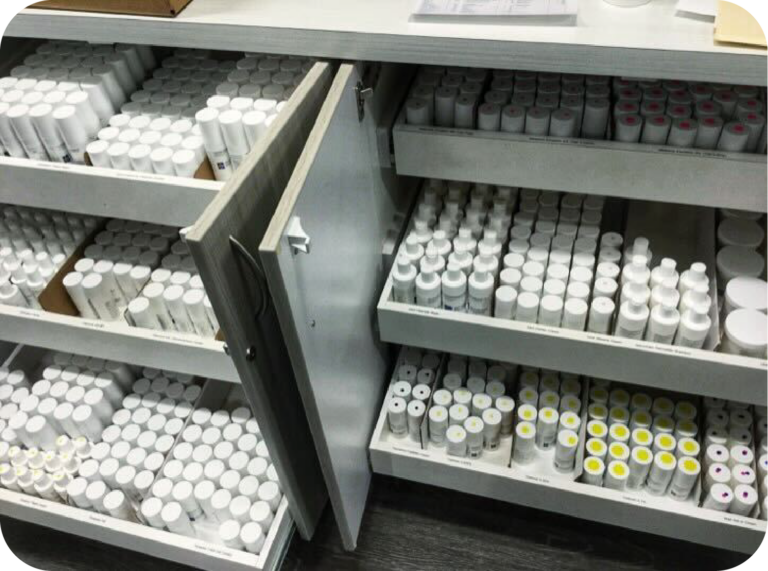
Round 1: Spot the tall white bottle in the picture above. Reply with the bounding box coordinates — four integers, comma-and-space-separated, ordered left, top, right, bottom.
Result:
473, 242, 500, 279
468, 269, 495, 316
392, 255, 417, 304
453, 227, 477, 256
679, 262, 708, 298
680, 281, 712, 316
447, 243, 473, 276
614, 299, 650, 339
674, 307, 712, 348
442, 262, 468, 312
399, 235, 424, 265
428, 230, 452, 258
416, 267, 442, 308
650, 277, 680, 309
621, 255, 650, 287
420, 244, 446, 275
645, 301, 680, 344
650, 258, 679, 289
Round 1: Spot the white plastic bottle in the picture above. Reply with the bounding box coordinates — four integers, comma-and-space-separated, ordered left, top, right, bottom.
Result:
680, 282, 712, 316
453, 227, 477, 256
679, 262, 708, 297
399, 235, 424, 265
415, 267, 441, 308
674, 307, 711, 349
409, 219, 433, 246
650, 258, 679, 290
391, 255, 417, 304
442, 262, 467, 312
419, 244, 446, 275
473, 242, 499, 279
447, 243, 473, 276
621, 255, 650, 287
588, 297, 616, 334
650, 277, 680, 309
614, 299, 650, 339
479, 230, 502, 258
460, 211, 483, 240
428, 230, 452, 259
645, 301, 680, 344
624, 237, 652, 267
414, 203, 437, 227
468, 269, 494, 316
620, 278, 651, 307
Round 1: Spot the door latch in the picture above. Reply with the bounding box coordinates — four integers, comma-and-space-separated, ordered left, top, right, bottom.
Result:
286, 216, 311, 255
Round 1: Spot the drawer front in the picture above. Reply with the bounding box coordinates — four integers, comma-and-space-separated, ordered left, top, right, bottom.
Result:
186, 62, 334, 541
259, 63, 410, 550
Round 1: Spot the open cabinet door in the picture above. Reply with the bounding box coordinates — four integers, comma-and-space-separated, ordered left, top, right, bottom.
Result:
185, 62, 334, 541
260, 63, 409, 550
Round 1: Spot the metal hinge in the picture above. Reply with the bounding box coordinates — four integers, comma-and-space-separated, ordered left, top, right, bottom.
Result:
354, 63, 381, 122
354, 82, 373, 122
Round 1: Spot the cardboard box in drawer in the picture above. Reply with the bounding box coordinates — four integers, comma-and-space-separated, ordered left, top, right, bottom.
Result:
33, 0, 193, 18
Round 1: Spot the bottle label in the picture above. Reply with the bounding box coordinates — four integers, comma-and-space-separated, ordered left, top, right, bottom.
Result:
468, 293, 491, 315
393, 283, 415, 304
206, 150, 232, 180
646, 331, 675, 345
615, 325, 643, 339
45, 141, 73, 163
443, 293, 466, 312
675, 333, 705, 349
26, 146, 50, 161
416, 290, 440, 308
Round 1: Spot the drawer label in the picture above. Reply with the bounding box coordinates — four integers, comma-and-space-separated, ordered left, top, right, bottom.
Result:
526, 324, 560, 336
403, 306, 440, 317
193, 543, 234, 558
17, 309, 42, 320
392, 445, 430, 459
18, 497, 48, 510
524, 474, 551, 486
150, 331, 207, 348
446, 457, 472, 467
622, 495, 648, 506
722, 516, 758, 528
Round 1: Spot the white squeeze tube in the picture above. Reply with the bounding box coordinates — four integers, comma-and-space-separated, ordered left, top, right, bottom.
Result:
195, 107, 233, 181
219, 109, 250, 169
29, 103, 72, 163
52, 105, 89, 163
7, 104, 49, 160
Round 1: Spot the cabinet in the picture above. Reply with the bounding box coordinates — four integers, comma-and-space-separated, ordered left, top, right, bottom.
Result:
1, 0, 767, 564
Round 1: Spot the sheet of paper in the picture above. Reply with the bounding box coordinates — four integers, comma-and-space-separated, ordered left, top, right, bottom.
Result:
414, 0, 578, 17
676, 0, 717, 18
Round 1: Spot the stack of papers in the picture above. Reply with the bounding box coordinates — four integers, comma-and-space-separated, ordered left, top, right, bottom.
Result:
413, 0, 578, 18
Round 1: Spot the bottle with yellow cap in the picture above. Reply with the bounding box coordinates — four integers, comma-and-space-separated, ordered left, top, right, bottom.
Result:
583, 456, 606, 486
670, 457, 701, 500
627, 446, 653, 489
514, 421, 536, 465
605, 460, 630, 490
586, 438, 608, 461
555, 429, 579, 472
647, 451, 677, 495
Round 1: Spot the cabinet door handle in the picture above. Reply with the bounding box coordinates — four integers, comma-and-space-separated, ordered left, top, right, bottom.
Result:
229, 235, 269, 320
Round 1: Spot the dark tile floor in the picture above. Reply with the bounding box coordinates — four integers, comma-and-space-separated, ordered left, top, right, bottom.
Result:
1, 475, 752, 571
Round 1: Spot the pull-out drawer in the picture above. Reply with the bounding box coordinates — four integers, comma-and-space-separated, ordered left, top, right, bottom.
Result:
391, 67, 768, 212
0, 344, 293, 571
